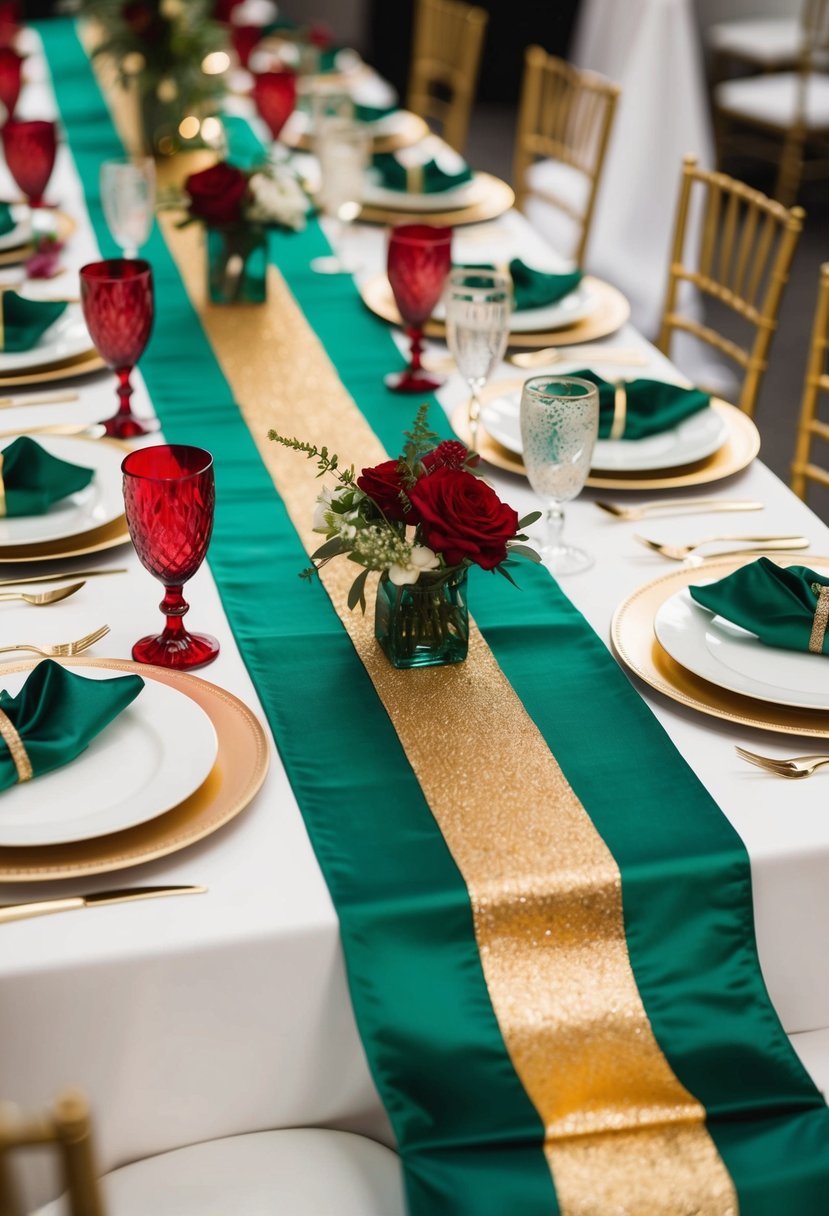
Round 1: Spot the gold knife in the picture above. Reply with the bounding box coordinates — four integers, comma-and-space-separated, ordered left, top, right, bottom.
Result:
0, 568, 127, 588
0, 885, 207, 925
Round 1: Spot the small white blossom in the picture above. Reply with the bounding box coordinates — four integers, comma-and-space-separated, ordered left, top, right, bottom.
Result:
312, 485, 334, 532
246, 170, 307, 230
388, 545, 440, 586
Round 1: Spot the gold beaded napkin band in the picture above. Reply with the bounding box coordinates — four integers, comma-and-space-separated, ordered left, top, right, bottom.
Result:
810, 582, 829, 654
0, 708, 32, 782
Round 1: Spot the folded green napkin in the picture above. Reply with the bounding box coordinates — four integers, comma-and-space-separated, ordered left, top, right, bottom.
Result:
1, 291, 66, 353
566, 369, 710, 441
319, 46, 344, 73
0, 202, 14, 238
353, 101, 398, 124
373, 151, 473, 194
0, 660, 144, 792
458, 260, 581, 311
0, 436, 95, 516
690, 559, 829, 656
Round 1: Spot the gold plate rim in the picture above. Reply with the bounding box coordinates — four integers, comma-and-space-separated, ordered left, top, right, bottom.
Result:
0, 657, 270, 881
283, 109, 429, 154
610, 555, 829, 739
361, 271, 630, 345
0, 348, 106, 388
0, 209, 77, 267
357, 173, 516, 228
450, 390, 760, 490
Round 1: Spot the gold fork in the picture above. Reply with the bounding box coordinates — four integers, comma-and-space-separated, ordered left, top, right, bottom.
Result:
0, 624, 110, 658
736, 747, 829, 779
0, 582, 84, 607
634, 534, 809, 560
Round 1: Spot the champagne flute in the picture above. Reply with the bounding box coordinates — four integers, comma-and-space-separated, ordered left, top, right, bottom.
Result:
100, 158, 156, 259
122, 444, 220, 670
445, 268, 512, 450
311, 116, 368, 275
519, 375, 599, 575
80, 258, 154, 439
385, 223, 452, 392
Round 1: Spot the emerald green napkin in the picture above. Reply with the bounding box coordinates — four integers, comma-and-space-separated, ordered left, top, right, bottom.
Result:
373, 151, 473, 194
1, 291, 67, 353
0, 203, 14, 238
353, 101, 398, 124
0, 436, 95, 516
457, 261, 582, 311
690, 560, 829, 656
567, 369, 710, 441
0, 660, 144, 792
318, 46, 343, 73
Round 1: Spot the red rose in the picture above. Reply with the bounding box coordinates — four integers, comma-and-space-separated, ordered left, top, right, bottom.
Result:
357, 459, 413, 523
122, 1, 162, 39
408, 466, 518, 569
185, 163, 249, 227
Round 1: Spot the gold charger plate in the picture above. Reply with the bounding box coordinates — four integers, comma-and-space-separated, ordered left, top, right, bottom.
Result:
283, 109, 429, 154
358, 172, 515, 228
361, 271, 630, 345
0, 348, 106, 388
0, 209, 77, 268
450, 387, 760, 490
0, 657, 269, 881
610, 555, 829, 739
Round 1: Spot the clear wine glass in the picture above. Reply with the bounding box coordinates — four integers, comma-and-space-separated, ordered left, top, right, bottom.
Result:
100, 158, 156, 259
519, 375, 599, 575
445, 268, 512, 451
311, 117, 369, 275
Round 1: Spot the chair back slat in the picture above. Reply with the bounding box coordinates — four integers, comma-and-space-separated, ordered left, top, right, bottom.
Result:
792, 264, 829, 500
657, 156, 804, 416
0, 1093, 105, 1216
406, 0, 488, 153
513, 46, 619, 265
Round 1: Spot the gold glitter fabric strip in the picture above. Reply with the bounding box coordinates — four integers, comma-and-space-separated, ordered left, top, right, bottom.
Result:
0, 453, 6, 518
95, 60, 737, 1216
0, 709, 32, 783
809, 583, 829, 654
610, 381, 627, 440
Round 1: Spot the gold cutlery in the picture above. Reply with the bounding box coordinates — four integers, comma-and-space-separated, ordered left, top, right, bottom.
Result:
596, 498, 764, 521
0, 568, 126, 588
0, 581, 84, 606
0, 624, 110, 658
0, 422, 106, 441
736, 747, 829, 779
0, 884, 207, 925
634, 534, 810, 561
0, 391, 80, 410
509, 346, 648, 369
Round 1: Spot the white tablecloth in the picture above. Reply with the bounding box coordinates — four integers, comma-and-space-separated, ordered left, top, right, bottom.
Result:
3, 32, 829, 1210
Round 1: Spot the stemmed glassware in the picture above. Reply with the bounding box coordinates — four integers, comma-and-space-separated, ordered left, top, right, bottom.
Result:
122, 444, 220, 670
385, 223, 452, 392
519, 375, 599, 575
252, 69, 297, 146
80, 259, 154, 439
2, 119, 56, 208
445, 267, 512, 449
99, 158, 156, 259
0, 47, 22, 124
311, 117, 369, 275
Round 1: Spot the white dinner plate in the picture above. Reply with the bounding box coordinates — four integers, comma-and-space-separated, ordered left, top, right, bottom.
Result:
362, 170, 484, 212
0, 204, 32, 252
0, 435, 125, 547
0, 303, 94, 374
283, 105, 407, 142
480, 387, 727, 471
654, 586, 829, 711
434, 278, 597, 333
0, 668, 219, 845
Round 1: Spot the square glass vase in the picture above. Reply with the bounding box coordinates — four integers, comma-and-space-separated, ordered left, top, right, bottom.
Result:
374, 567, 469, 669
206, 225, 267, 305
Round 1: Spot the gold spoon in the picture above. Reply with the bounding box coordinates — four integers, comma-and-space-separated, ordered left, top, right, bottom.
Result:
0, 581, 84, 606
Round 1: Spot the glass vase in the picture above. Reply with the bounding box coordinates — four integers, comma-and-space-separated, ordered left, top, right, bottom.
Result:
375, 567, 469, 669
206, 225, 268, 305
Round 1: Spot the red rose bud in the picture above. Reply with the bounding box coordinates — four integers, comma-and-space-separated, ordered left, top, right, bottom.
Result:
422, 440, 471, 471
357, 459, 414, 523
408, 466, 518, 570
185, 162, 249, 227
122, 1, 161, 38
308, 20, 334, 48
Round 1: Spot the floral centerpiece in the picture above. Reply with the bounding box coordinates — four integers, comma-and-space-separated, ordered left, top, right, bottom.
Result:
82, 0, 227, 156
176, 160, 307, 303
270, 407, 540, 669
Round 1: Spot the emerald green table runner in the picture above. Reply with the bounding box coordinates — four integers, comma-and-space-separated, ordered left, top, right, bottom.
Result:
40, 19, 829, 1214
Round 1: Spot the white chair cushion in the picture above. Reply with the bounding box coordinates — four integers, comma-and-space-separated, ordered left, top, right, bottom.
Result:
708, 18, 803, 66
32, 1128, 406, 1216
522, 160, 591, 262
715, 71, 829, 130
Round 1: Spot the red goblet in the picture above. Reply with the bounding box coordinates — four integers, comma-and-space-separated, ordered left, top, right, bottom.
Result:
385, 223, 452, 392
122, 445, 220, 670
0, 47, 22, 123
252, 69, 297, 140
2, 119, 56, 207
0, 1, 20, 49
80, 259, 154, 439
231, 23, 263, 69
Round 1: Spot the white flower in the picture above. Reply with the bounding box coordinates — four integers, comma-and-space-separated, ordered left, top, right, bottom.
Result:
388, 545, 440, 586
246, 170, 307, 230
312, 485, 334, 532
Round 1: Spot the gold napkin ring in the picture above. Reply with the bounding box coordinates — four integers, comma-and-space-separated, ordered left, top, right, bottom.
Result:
406, 163, 424, 195
610, 382, 627, 441
809, 583, 829, 655
0, 708, 32, 783
0, 453, 6, 518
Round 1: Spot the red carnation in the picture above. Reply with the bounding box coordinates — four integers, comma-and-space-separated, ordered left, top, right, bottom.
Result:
185, 163, 249, 227
422, 439, 474, 471
357, 459, 414, 523
408, 466, 518, 570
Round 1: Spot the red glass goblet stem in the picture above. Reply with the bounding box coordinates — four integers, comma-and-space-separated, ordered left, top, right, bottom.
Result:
2, 119, 57, 207
122, 444, 220, 670
385, 223, 452, 393
80, 258, 154, 440
0, 48, 22, 122
252, 70, 297, 140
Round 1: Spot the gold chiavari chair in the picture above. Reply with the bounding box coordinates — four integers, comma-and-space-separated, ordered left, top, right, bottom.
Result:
656, 156, 804, 418
713, 0, 829, 205
406, 0, 488, 154
709, 0, 822, 79
0, 1092, 103, 1216
792, 263, 829, 501
512, 46, 619, 266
